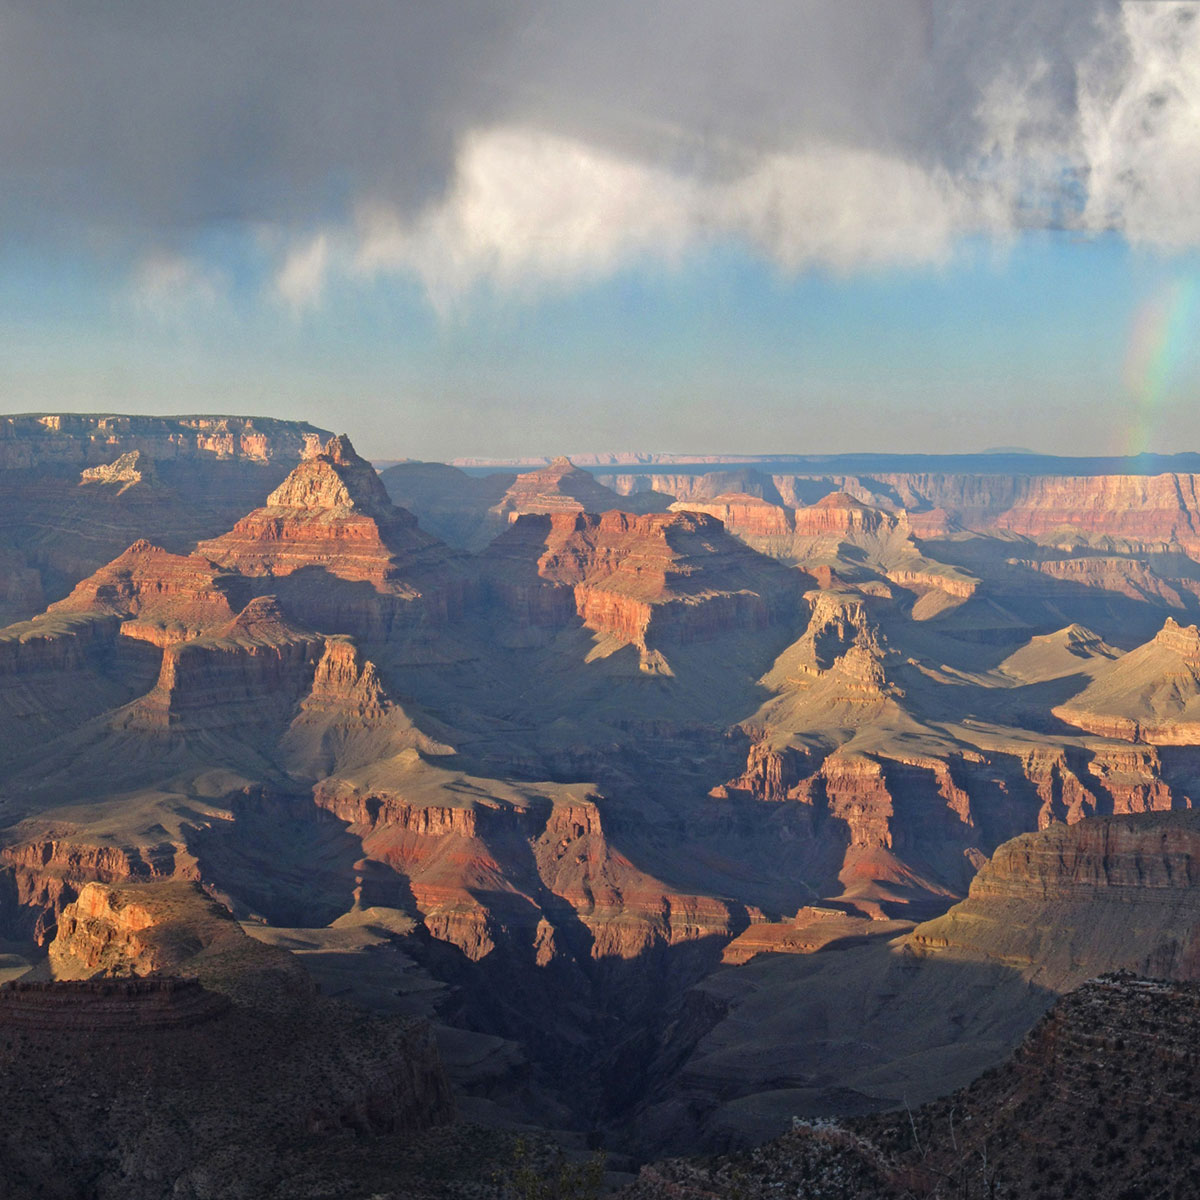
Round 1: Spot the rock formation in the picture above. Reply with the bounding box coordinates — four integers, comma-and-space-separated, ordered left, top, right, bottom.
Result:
911, 809, 1200, 979
0, 413, 325, 470
79, 449, 159, 492
669, 492, 795, 538
1054, 617, 1200, 742
481, 509, 804, 648
116, 596, 325, 731
492, 455, 629, 519
47, 539, 246, 643
0, 413, 330, 627
198, 434, 468, 637
0, 976, 231, 1030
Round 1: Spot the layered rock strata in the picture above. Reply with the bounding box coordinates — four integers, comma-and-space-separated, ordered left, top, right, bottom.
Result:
0, 415, 331, 627
1054, 618, 1200, 742
119, 596, 324, 731
198, 434, 467, 636
313, 781, 740, 966
911, 810, 1200, 980
492, 456, 628, 520
481, 509, 803, 647
47, 539, 245, 642
0, 977, 230, 1030
0, 413, 326, 471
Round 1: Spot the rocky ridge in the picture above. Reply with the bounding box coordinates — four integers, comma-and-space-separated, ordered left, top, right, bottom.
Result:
1054, 617, 1200, 742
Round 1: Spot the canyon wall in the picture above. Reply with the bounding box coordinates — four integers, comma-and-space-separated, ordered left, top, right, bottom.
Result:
0, 414, 327, 471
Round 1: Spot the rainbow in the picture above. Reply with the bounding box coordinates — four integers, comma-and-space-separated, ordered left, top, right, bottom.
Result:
1123, 278, 1200, 457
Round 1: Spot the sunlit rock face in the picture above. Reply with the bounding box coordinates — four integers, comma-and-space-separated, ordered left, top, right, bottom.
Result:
197, 434, 471, 636
481, 508, 804, 646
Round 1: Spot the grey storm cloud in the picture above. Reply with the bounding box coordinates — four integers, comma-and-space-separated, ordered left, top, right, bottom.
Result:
2, 0, 1196, 291
0, 0, 511, 234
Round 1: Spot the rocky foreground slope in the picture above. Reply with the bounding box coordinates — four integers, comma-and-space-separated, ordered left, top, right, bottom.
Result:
0, 880, 455, 1200
621, 972, 1200, 1200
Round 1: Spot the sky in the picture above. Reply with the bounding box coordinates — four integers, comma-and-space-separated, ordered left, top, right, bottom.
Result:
2, 1, 1200, 462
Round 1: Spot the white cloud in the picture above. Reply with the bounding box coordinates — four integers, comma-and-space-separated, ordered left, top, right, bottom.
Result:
234, 0, 1200, 309
1077, 2, 1200, 246
336, 127, 979, 306
350, 129, 698, 307
718, 146, 975, 273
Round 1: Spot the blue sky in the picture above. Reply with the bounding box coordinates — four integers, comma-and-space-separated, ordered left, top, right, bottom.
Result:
2, 2, 1199, 462
2, 229, 1195, 462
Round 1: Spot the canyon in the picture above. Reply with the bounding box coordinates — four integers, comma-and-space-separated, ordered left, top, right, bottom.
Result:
6, 421, 1200, 1192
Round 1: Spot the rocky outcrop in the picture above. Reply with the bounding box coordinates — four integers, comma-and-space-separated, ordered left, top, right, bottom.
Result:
47, 540, 245, 641
118, 596, 324, 731
598, 469, 784, 506
613, 469, 1200, 559
49, 881, 211, 978
0, 611, 120, 675
492, 456, 628, 520
79, 449, 159, 492
481, 509, 804, 647
314, 781, 483, 838
669, 493, 795, 538
0, 977, 231, 1030
198, 434, 468, 636
1054, 618, 1200, 743
1011, 553, 1197, 607
790, 492, 897, 537
199, 434, 431, 583
789, 591, 880, 674
0, 840, 182, 944
911, 810, 1200, 980
0, 413, 327, 471
720, 741, 821, 804
944, 810, 1200, 904
720, 906, 903, 966
1014, 744, 1174, 827
314, 780, 738, 967
295, 636, 388, 718
532, 799, 738, 960
972, 472, 1200, 547
755, 470, 1200, 554
476, 512, 583, 628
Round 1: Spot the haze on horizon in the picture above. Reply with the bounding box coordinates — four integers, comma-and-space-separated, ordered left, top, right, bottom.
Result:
2, 1, 1200, 462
